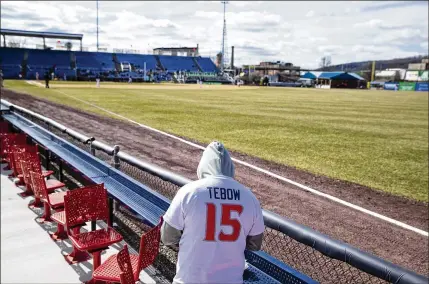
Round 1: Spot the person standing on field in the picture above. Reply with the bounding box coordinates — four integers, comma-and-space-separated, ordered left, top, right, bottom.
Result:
95, 73, 100, 88
161, 141, 265, 284
44, 70, 50, 88
36, 71, 39, 81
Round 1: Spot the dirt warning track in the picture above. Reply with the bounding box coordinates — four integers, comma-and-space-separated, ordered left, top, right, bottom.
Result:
1, 88, 428, 276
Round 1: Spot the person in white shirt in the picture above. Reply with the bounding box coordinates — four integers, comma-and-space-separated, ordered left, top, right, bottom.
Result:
95, 74, 100, 88
128, 76, 132, 84
161, 141, 265, 284
36, 72, 39, 81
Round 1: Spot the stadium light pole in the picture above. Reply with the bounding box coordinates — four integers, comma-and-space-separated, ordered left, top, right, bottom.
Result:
221, 1, 228, 72
96, 0, 99, 52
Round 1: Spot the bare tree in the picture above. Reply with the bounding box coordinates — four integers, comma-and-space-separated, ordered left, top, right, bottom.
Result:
7, 37, 27, 48
319, 56, 332, 68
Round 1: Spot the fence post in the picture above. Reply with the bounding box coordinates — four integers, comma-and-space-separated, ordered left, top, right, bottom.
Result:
110, 145, 121, 227
113, 145, 120, 169
58, 159, 63, 182
88, 141, 97, 230
89, 141, 96, 156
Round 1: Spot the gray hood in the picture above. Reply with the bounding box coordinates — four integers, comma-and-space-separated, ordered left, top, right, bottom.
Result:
197, 141, 235, 179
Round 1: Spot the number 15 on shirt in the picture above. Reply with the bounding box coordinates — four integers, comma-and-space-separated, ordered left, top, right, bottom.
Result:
204, 203, 244, 242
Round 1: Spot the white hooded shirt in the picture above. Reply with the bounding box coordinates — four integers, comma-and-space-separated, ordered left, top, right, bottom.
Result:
163, 141, 265, 284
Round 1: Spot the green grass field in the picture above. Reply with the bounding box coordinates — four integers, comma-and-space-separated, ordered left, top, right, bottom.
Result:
4, 80, 428, 201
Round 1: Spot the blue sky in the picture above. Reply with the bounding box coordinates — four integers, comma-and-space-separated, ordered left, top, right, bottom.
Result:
1, 1, 428, 68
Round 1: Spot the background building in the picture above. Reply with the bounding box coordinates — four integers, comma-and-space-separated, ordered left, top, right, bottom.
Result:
153, 45, 199, 57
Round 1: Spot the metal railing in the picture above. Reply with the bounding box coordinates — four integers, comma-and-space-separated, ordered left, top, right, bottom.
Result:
1, 99, 427, 284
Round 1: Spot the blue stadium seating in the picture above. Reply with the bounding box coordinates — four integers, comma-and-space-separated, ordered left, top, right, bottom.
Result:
94, 52, 115, 70
116, 54, 158, 70
26, 68, 45, 80
158, 55, 199, 72
75, 52, 103, 70
1, 48, 218, 79
56, 68, 77, 78
0, 47, 25, 65
1, 66, 22, 79
196, 57, 218, 72
27, 49, 71, 68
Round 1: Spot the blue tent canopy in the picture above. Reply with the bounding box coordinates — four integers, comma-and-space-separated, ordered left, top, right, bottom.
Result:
301, 71, 365, 81
301, 72, 317, 79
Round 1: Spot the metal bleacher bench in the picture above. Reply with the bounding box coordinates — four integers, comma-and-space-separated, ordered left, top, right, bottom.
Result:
2, 109, 317, 284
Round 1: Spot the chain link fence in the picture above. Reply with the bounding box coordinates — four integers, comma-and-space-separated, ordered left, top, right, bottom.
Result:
7, 107, 411, 283
116, 157, 388, 284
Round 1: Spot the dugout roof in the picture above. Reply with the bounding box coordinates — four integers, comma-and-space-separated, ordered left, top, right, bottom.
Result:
0, 29, 83, 40
0, 29, 84, 51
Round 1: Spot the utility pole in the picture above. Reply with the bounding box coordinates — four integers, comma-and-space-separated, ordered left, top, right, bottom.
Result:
221, 1, 228, 72
96, 0, 99, 52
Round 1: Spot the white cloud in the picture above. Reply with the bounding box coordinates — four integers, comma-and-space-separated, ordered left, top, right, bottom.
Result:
354, 19, 383, 28
1, 1, 428, 68
230, 1, 263, 8
194, 11, 219, 19
306, 10, 315, 18
228, 11, 281, 26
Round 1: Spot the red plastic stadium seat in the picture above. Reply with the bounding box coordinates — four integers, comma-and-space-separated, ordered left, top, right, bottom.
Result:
50, 210, 68, 240
29, 151, 54, 178
118, 245, 136, 284
10, 146, 26, 185
12, 145, 46, 186
19, 153, 55, 202
1, 133, 27, 171
64, 184, 122, 271
92, 217, 163, 283
30, 171, 66, 222
50, 184, 106, 242
9, 145, 26, 182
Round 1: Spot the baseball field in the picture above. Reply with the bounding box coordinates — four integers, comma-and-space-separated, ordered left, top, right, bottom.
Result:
4, 79, 428, 202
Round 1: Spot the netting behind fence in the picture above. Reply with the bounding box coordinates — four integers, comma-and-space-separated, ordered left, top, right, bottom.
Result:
12, 109, 389, 283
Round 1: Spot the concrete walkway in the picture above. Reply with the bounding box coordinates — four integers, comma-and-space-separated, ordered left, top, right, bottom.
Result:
1, 164, 156, 283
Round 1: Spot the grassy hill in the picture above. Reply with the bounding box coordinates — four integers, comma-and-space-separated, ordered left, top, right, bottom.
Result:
317, 55, 428, 74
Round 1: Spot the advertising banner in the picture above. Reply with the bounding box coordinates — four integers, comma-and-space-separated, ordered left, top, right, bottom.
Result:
399, 82, 416, 91
418, 71, 428, 82
415, 82, 429, 92
384, 82, 399, 90
405, 71, 419, 81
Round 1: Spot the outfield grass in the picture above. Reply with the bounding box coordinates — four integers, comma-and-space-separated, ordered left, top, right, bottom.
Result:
4, 80, 428, 201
